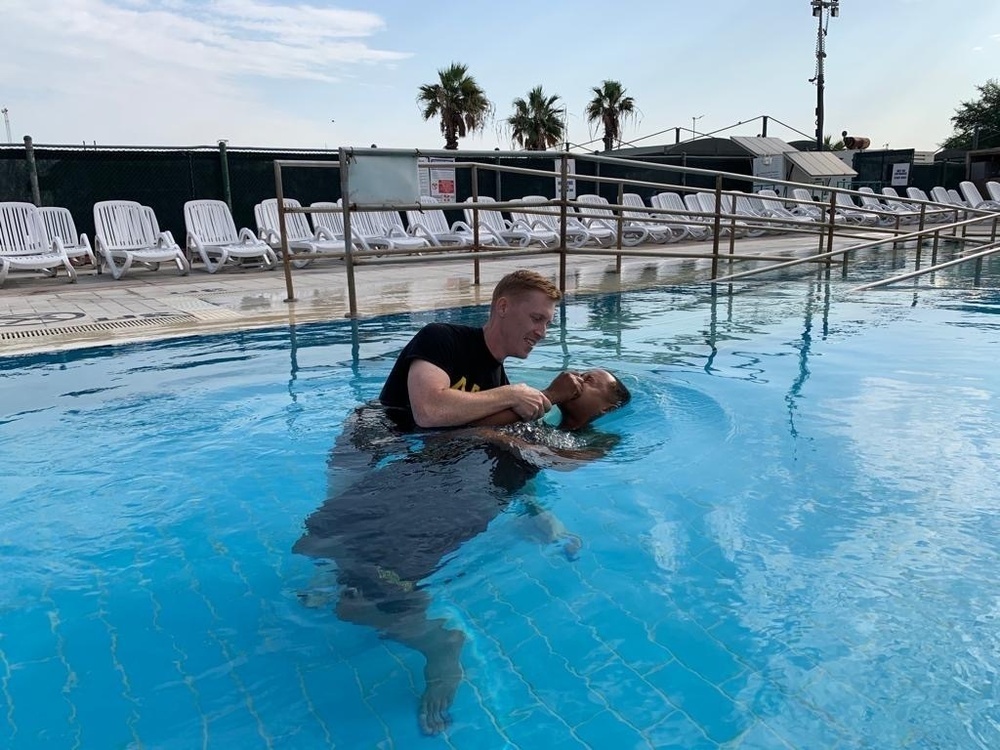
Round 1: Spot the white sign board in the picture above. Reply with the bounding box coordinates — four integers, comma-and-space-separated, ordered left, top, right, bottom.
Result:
418, 156, 456, 202
890, 162, 911, 187
346, 153, 419, 205
554, 158, 576, 200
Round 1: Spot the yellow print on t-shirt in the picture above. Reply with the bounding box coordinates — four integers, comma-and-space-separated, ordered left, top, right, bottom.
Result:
450, 376, 480, 393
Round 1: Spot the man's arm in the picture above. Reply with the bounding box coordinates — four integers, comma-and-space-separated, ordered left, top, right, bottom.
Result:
472, 372, 583, 427
407, 359, 551, 428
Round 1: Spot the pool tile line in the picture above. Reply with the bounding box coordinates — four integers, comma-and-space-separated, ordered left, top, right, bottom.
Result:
293, 663, 335, 748
158, 525, 275, 750
131, 543, 210, 750
481, 577, 658, 745
0, 641, 17, 743
350, 666, 395, 748
446, 580, 588, 747
41, 590, 82, 750
93, 567, 144, 749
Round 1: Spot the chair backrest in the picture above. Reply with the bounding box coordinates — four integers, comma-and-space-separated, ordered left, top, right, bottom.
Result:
882, 187, 902, 199
959, 181, 986, 207
856, 187, 884, 209
906, 187, 930, 202
835, 192, 860, 209
366, 209, 408, 235
257, 198, 313, 241
948, 188, 967, 206
0, 202, 51, 256
652, 192, 688, 215
621, 193, 654, 221
406, 197, 451, 235
987, 181, 1000, 203
94, 200, 157, 250
930, 187, 954, 205
309, 202, 345, 237
734, 194, 762, 217
184, 200, 239, 244
464, 196, 508, 233
576, 194, 616, 218
38, 207, 81, 249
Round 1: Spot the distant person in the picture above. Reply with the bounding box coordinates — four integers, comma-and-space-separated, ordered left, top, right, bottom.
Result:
378, 269, 567, 430
295, 369, 631, 735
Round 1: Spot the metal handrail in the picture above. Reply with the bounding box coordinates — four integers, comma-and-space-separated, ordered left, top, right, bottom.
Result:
849, 239, 1000, 292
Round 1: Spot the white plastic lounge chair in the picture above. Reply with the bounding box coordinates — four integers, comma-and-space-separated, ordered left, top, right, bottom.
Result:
406, 196, 496, 247
462, 197, 531, 247
575, 194, 647, 246
0, 202, 76, 286
856, 187, 907, 225
255, 198, 342, 267
903, 187, 948, 223
360, 210, 431, 253
959, 181, 1000, 211
184, 200, 277, 273
309, 201, 392, 254
732, 194, 772, 236
947, 188, 969, 208
38, 207, 96, 266
621, 193, 684, 243
755, 190, 817, 226
511, 196, 591, 248
142, 205, 176, 248
649, 193, 710, 240
93, 200, 190, 280
831, 192, 878, 226
694, 192, 750, 236
506, 199, 561, 246
789, 188, 850, 224
987, 181, 1000, 204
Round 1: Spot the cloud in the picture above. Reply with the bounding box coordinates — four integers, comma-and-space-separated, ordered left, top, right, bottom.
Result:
0, 0, 411, 145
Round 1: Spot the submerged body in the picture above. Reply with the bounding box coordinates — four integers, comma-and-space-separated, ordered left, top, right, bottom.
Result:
295, 370, 629, 734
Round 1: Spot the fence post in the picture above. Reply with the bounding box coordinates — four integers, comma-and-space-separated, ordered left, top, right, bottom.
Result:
710, 176, 723, 278
24, 135, 41, 206
218, 140, 233, 211
340, 148, 358, 319
558, 154, 568, 293
615, 181, 624, 274
826, 191, 837, 268
471, 164, 481, 286
275, 161, 296, 303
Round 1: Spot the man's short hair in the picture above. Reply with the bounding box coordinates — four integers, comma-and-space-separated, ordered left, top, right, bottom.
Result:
491, 269, 561, 306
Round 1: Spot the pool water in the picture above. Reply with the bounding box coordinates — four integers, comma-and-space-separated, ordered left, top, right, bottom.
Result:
3, 265, 1000, 748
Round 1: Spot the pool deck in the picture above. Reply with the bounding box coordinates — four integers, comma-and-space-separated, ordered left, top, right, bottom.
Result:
0, 234, 864, 355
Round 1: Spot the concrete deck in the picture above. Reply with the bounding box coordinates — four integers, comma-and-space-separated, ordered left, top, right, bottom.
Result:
0, 235, 864, 355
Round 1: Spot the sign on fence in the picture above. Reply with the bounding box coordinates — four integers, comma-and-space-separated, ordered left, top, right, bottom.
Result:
418, 157, 456, 202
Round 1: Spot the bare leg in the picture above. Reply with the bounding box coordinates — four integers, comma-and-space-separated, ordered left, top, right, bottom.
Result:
336, 589, 464, 735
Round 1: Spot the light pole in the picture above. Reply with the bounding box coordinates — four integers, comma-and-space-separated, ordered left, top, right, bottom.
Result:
692, 114, 704, 138
1, 108, 11, 144
809, 0, 839, 151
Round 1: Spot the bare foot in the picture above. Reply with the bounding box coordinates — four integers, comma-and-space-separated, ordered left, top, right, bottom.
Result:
418, 629, 464, 735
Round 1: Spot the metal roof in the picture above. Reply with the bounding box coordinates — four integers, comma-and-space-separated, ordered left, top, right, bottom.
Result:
785, 150, 857, 178
730, 136, 796, 156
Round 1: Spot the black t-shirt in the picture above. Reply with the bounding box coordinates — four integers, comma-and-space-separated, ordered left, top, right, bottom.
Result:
378, 322, 509, 430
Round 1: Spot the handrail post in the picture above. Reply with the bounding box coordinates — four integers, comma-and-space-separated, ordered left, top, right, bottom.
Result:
711, 176, 723, 278
340, 148, 358, 318
931, 229, 940, 265
275, 161, 295, 303
615, 181, 624, 274
825, 191, 837, 267
471, 164, 481, 286
558, 154, 568, 293
727, 192, 737, 260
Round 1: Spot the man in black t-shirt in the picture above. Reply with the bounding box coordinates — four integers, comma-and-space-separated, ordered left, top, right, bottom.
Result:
379, 269, 572, 430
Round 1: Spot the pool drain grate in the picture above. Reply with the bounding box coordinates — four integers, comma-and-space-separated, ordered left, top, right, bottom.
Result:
0, 315, 199, 340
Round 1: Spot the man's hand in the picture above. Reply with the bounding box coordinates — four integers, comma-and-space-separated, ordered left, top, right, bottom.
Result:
543, 371, 582, 406
509, 383, 552, 421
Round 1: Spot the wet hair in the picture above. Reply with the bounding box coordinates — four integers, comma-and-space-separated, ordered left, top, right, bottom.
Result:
491, 269, 561, 306
609, 374, 631, 408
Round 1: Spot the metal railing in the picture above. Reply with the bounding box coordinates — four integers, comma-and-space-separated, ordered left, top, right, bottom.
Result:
267, 147, 994, 315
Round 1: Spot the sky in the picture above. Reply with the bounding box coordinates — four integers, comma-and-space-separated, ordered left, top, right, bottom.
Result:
2, 0, 999, 153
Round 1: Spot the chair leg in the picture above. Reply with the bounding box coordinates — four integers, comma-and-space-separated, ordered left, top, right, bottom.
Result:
62, 256, 77, 283
176, 251, 191, 276
0, 258, 8, 287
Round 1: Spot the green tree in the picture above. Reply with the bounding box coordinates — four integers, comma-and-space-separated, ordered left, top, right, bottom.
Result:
417, 62, 493, 150
585, 80, 637, 152
943, 79, 1000, 149
506, 86, 564, 150
823, 134, 845, 151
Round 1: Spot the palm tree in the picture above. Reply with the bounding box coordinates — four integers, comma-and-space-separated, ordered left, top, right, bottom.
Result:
585, 80, 637, 152
417, 62, 493, 150
507, 86, 564, 150
823, 134, 846, 151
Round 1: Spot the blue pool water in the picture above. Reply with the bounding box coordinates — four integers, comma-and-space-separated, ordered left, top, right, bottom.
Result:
3, 267, 1000, 748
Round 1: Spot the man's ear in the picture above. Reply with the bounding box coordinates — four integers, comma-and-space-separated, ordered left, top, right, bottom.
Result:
496, 297, 508, 317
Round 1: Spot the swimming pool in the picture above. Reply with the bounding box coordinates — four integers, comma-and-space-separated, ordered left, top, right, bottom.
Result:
3, 261, 1000, 748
